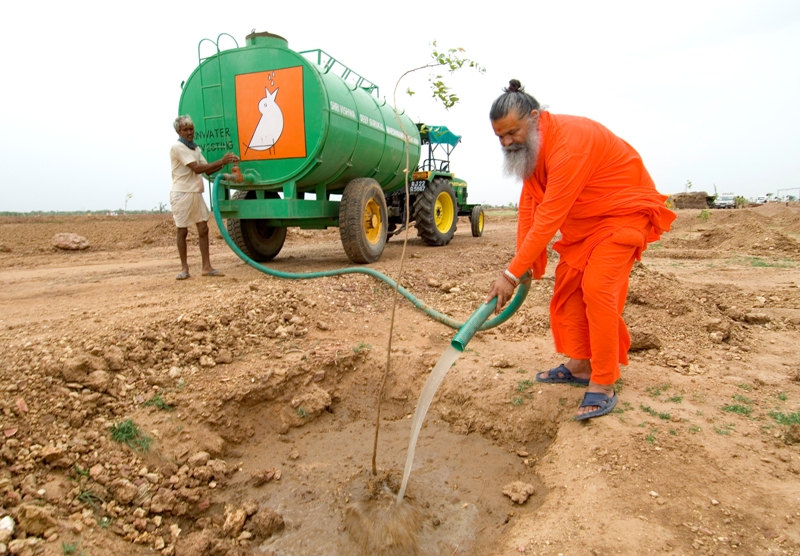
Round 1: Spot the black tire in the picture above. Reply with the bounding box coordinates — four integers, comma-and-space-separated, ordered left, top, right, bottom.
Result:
226, 190, 287, 262
339, 178, 388, 264
414, 177, 457, 246
470, 205, 485, 237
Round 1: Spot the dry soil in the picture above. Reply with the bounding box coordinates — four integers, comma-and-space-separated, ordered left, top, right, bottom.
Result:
0, 204, 799, 556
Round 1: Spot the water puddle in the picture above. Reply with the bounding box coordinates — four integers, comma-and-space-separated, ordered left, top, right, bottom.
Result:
217, 337, 550, 555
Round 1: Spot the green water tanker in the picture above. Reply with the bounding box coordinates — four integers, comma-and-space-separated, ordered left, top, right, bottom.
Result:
178, 31, 484, 264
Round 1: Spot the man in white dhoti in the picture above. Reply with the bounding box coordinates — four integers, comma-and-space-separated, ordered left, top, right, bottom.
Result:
170, 115, 239, 280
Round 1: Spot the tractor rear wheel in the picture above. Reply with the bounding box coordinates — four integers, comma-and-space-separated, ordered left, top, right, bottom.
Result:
339, 178, 387, 263
414, 177, 457, 246
226, 190, 287, 262
470, 205, 485, 237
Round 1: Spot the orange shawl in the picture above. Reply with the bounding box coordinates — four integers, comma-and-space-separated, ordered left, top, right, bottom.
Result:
508, 111, 676, 279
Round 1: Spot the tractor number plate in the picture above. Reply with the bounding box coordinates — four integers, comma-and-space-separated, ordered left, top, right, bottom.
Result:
409, 180, 427, 192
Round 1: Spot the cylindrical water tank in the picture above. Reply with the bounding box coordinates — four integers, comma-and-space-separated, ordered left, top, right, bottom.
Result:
178, 31, 421, 194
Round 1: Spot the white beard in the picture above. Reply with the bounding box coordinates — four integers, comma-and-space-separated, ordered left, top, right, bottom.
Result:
502, 121, 540, 180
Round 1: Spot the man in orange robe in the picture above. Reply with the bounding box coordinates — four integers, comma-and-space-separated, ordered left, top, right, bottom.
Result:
485, 80, 675, 420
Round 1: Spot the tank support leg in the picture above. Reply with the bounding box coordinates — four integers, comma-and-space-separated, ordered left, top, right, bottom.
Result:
283, 181, 297, 200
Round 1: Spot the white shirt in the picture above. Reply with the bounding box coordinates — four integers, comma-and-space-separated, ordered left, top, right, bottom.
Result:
170, 141, 207, 193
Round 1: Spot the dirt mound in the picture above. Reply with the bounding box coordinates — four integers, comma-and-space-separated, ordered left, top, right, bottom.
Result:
0, 214, 190, 255
139, 218, 178, 247
668, 191, 711, 209
663, 217, 800, 257
667, 207, 773, 233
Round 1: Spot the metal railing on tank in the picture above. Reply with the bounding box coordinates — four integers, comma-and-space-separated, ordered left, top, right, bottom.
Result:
300, 49, 380, 98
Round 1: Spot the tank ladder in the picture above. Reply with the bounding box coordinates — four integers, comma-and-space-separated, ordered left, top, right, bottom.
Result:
196, 33, 239, 147
194, 34, 239, 208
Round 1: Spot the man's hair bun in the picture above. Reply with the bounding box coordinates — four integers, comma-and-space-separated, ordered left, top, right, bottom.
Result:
504, 79, 524, 93
490, 79, 539, 121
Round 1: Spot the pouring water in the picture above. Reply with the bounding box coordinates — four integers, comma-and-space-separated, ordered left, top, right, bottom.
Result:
396, 344, 462, 503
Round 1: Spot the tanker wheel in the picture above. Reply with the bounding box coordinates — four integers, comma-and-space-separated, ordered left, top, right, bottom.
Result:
414, 177, 457, 246
226, 190, 287, 262
470, 205, 485, 237
339, 178, 388, 264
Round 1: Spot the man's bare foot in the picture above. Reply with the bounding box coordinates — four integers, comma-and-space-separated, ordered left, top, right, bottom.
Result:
576, 382, 616, 417
563, 358, 592, 381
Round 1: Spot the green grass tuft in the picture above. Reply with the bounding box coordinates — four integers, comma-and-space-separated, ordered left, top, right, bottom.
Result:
714, 424, 734, 435
353, 342, 371, 354
109, 419, 152, 452
77, 489, 104, 507
142, 393, 174, 411
646, 383, 671, 398
769, 411, 800, 426
746, 257, 793, 268
511, 397, 524, 406
721, 404, 752, 416
640, 404, 671, 420
515, 379, 534, 392
73, 464, 89, 478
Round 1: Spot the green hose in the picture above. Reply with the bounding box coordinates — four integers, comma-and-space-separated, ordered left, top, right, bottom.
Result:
451, 298, 498, 352
211, 175, 530, 332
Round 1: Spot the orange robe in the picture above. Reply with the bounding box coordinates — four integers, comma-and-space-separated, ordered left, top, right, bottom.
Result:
507, 111, 675, 385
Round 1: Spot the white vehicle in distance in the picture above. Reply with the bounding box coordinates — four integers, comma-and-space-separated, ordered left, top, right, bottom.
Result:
756, 196, 767, 204
714, 194, 736, 209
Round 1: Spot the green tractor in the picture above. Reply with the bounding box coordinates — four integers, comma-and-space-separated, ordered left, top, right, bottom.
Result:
385, 124, 485, 245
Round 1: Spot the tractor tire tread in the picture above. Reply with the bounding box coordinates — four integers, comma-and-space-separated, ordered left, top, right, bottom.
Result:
414, 177, 457, 246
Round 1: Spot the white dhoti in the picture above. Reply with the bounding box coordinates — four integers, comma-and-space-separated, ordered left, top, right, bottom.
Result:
170, 191, 209, 228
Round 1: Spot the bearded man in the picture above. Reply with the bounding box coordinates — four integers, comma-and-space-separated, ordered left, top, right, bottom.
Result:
485, 80, 675, 420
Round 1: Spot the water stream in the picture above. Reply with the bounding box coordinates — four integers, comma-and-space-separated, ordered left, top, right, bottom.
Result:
396, 344, 462, 503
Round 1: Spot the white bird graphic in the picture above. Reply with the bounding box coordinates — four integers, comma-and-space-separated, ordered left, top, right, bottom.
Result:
248, 87, 284, 152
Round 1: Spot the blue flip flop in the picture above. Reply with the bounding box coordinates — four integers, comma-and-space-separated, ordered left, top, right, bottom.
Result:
535, 364, 590, 386
574, 391, 618, 421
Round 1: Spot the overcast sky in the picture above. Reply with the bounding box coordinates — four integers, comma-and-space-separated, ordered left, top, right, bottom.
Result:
2, 0, 798, 212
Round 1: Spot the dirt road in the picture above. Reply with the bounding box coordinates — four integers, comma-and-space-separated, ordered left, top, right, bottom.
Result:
0, 205, 798, 555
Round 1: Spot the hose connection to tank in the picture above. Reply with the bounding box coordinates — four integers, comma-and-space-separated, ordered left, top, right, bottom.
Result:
210, 174, 530, 337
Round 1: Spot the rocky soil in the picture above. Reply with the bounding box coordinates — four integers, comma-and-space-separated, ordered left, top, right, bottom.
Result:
0, 205, 799, 555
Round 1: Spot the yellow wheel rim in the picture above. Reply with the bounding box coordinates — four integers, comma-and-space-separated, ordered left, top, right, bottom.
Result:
478, 211, 484, 232
434, 191, 455, 233
364, 198, 383, 244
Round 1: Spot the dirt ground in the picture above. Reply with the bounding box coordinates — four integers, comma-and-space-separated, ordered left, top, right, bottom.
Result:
1, 204, 799, 556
